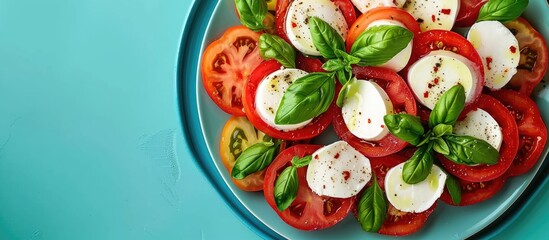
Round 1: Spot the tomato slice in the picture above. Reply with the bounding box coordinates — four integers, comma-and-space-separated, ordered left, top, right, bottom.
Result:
333, 66, 417, 157
488, 90, 548, 176
275, 0, 357, 43
503, 17, 549, 96
263, 145, 355, 230
346, 7, 421, 51
454, 0, 488, 28
296, 53, 325, 73
201, 26, 263, 116
368, 153, 407, 190
440, 175, 507, 206
242, 60, 335, 140
439, 94, 519, 182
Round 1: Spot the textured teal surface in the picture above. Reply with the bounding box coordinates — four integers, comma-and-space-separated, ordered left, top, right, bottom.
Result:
0, 0, 547, 239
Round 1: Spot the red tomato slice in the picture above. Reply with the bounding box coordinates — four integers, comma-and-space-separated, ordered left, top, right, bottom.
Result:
439, 94, 519, 182
488, 89, 548, 176
454, 0, 488, 28
333, 66, 417, 157
504, 17, 549, 96
242, 60, 335, 140
201, 26, 263, 116
263, 145, 355, 230
346, 7, 421, 51
275, 0, 357, 43
296, 53, 325, 73
440, 175, 507, 206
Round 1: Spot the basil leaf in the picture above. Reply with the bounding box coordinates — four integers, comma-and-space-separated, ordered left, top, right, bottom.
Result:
322, 59, 345, 72
232, 141, 279, 179
259, 34, 296, 68
275, 72, 336, 124
433, 138, 450, 155
383, 114, 425, 146
309, 16, 346, 59
274, 166, 298, 211
336, 69, 351, 85
443, 134, 499, 165
350, 25, 413, 66
428, 85, 466, 128
336, 77, 359, 107
291, 155, 312, 168
477, 0, 528, 23
416, 130, 432, 147
235, 0, 268, 32
433, 124, 453, 137
402, 144, 434, 184
357, 177, 387, 232
336, 49, 361, 65
445, 174, 462, 205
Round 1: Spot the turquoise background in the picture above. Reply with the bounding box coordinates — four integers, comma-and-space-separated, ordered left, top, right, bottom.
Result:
0, 0, 546, 239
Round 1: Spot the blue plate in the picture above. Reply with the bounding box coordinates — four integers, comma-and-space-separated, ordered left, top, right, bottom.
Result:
179, 0, 549, 239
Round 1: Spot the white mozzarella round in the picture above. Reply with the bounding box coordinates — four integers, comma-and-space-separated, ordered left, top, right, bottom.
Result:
454, 108, 503, 151
467, 21, 520, 90
307, 141, 372, 198
385, 163, 447, 213
342, 80, 393, 141
351, 0, 406, 13
408, 50, 478, 110
404, 0, 460, 31
285, 0, 348, 56
367, 19, 413, 72
255, 68, 311, 131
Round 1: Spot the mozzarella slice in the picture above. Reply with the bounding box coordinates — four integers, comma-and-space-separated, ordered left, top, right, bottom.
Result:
467, 21, 520, 90
385, 163, 447, 213
454, 109, 503, 151
342, 80, 393, 141
407, 50, 478, 110
351, 0, 406, 13
367, 19, 413, 72
404, 0, 459, 31
307, 141, 372, 198
255, 68, 311, 131
285, 0, 348, 56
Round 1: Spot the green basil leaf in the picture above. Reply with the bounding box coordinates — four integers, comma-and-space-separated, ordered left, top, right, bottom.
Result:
443, 134, 499, 165
336, 69, 350, 85
275, 72, 336, 124
445, 174, 462, 205
232, 141, 279, 179
259, 33, 296, 68
477, 0, 528, 23
336, 77, 358, 107
402, 144, 434, 184
274, 166, 299, 211
337, 49, 361, 65
428, 85, 466, 128
383, 114, 425, 146
308, 16, 346, 59
433, 124, 453, 137
322, 59, 345, 72
433, 138, 450, 155
235, 0, 268, 32
291, 155, 312, 168
357, 177, 387, 232
350, 25, 413, 66
416, 130, 432, 147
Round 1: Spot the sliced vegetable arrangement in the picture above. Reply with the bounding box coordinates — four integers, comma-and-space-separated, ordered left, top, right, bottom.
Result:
202, 0, 548, 236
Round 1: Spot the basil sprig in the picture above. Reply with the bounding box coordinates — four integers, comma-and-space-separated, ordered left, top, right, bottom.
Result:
445, 174, 462, 205
235, 0, 269, 32
477, 0, 529, 23
274, 155, 312, 211
309, 16, 346, 59
259, 33, 296, 68
350, 25, 413, 66
383, 85, 500, 183
232, 140, 280, 179
357, 177, 387, 232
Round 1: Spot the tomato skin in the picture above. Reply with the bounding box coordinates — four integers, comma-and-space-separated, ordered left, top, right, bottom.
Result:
333, 66, 417, 157
346, 7, 421, 51
503, 17, 549, 96
454, 0, 488, 28
439, 94, 519, 182
296, 53, 325, 73
440, 175, 507, 206
488, 90, 548, 176
263, 145, 355, 230
243, 60, 335, 140
201, 26, 263, 116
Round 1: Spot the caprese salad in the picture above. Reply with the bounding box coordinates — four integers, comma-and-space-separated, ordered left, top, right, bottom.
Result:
202, 0, 548, 236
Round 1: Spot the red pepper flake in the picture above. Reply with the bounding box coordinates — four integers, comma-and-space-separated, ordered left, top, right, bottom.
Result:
367, 118, 372, 124
434, 77, 439, 84
334, 153, 340, 159
424, 91, 429, 98
291, 22, 297, 28
441, 9, 451, 15
431, 15, 436, 22
380, 124, 385, 129
486, 57, 493, 70
342, 171, 351, 181
433, 66, 439, 73
510, 46, 517, 53
314, 155, 319, 160
428, 83, 434, 89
